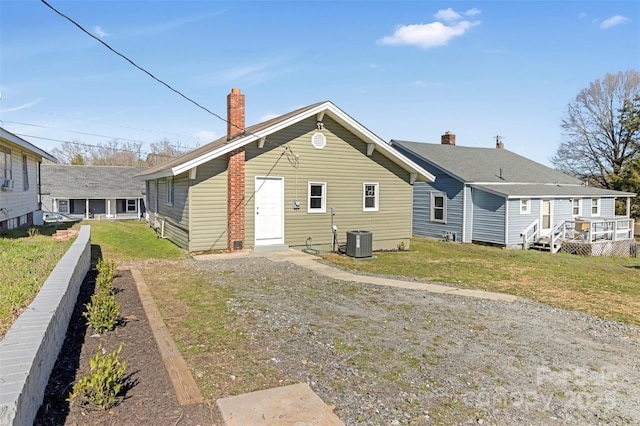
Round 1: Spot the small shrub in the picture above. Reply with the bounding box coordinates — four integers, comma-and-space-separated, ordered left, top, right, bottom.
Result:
83, 289, 120, 333
27, 227, 39, 238
69, 343, 128, 410
95, 259, 117, 293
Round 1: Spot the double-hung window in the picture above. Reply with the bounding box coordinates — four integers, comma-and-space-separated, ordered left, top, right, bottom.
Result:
431, 192, 447, 223
308, 182, 326, 213
1, 145, 11, 180
520, 199, 530, 214
22, 155, 29, 191
591, 198, 600, 216
166, 177, 174, 205
572, 198, 581, 217
363, 183, 379, 212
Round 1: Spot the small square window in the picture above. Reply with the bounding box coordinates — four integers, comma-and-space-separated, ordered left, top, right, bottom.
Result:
520, 199, 530, 214
127, 199, 137, 212
308, 182, 326, 213
363, 183, 379, 211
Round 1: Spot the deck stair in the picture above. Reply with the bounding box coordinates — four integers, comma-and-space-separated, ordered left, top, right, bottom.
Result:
531, 236, 561, 252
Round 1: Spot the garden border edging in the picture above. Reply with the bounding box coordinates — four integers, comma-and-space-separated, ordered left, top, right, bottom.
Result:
0, 225, 91, 426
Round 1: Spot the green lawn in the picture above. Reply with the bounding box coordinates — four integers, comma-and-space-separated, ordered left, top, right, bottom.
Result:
83, 219, 185, 263
0, 228, 73, 337
324, 237, 640, 326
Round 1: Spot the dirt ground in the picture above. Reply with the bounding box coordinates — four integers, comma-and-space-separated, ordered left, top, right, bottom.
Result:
34, 269, 214, 426
35, 255, 640, 425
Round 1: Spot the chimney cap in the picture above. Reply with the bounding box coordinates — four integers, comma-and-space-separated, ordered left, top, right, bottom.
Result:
231, 88, 241, 94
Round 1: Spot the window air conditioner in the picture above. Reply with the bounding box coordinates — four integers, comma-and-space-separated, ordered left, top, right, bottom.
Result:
1, 178, 14, 191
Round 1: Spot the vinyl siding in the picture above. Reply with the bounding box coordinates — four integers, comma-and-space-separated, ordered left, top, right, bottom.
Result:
152, 173, 190, 250
0, 145, 40, 224
188, 161, 228, 252
244, 116, 413, 250
391, 143, 466, 242
471, 188, 506, 245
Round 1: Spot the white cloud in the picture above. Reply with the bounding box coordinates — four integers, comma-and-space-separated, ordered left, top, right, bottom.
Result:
578, 12, 587, 19
378, 20, 480, 49
94, 26, 109, 39
465, 8, 482, 17
600, 15, 630, 29
434, 8, 461, 22
379, 8, 481, 49
0, 98, 43, 113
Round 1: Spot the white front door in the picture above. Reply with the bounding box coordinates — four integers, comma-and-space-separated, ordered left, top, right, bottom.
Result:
541, 199, 553, 236
255, 177, 284, 246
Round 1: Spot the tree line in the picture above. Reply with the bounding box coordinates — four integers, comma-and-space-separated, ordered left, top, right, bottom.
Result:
48, 139, 195, 168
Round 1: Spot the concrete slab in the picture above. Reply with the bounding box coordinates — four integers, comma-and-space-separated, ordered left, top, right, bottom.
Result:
216, 383, 344, 426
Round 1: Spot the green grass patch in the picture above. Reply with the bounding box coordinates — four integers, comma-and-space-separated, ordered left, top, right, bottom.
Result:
82, 220, 185, 262
0, 230, 73, 337
324, 237, 640, 327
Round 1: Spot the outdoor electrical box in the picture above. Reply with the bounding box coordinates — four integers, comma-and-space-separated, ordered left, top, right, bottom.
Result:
346, 230, 372, 258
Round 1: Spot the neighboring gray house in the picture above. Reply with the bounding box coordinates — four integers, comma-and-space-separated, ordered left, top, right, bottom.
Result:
392, 133, 636, 251
0, 128, 58, 231
41, 165, 146, 219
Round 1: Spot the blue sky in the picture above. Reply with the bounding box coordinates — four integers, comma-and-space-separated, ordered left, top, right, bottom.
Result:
1, 1, 638, 166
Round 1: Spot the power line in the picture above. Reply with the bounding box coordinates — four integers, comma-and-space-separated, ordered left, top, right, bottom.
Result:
39, 0, 298, 160
15, 133, 177, 159
4, 120, 198, 150
40, 0, 231, 129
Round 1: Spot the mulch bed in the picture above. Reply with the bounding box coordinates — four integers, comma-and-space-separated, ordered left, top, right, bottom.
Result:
35, 268, 214, 426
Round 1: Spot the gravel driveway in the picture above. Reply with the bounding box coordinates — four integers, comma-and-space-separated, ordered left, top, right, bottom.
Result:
194, 255, 640, 425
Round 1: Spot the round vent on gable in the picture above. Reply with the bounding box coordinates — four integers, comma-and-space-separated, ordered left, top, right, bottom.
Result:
311, 132, 326, 149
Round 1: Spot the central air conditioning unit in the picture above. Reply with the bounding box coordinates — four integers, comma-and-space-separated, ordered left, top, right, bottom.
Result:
0, 178, 14, 191
346, 230, 373, 258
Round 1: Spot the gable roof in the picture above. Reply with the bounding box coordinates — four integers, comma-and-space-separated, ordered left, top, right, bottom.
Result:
392, 140, 635, 198
41, 165, 146, 198
392, 140, 581, 184
0, 127, 57, 163
136, 102, 435, 183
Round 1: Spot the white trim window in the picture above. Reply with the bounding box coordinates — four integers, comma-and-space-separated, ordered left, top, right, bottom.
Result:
363, 183, 379, 212
572, 198, 581, 217
520, 198, 530, 214
431, 192, 447, 223
22, 154, 29, 191
591, 198, 600, 216
58, 199, 69, 214
1, 145, 11, 180
127, 199, 137, 212
307, 182, 326, 213
166, 177, 174, 205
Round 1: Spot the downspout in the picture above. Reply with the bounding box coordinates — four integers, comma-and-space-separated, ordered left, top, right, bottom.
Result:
461, 184, 466, 243
504, 197, 509, 247
37, 161, 42, 210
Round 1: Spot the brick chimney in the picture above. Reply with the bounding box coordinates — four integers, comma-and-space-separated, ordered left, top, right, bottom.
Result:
227, 88, 245, 140
227, 88, 245, 251
496, 141, 504, 149
441, 131, 456, 145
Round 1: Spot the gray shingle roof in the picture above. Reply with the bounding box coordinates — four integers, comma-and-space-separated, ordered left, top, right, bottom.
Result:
392, 140, 635, 198
392, 140, 582, 185
41, 165, 147, 198
136, 102, 326, 178
473, 183, 636, 198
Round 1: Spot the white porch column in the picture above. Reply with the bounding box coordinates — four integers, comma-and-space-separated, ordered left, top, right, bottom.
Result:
85, 199, 89, 219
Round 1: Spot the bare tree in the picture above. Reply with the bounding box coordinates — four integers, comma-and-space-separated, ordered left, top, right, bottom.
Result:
551, 70, 640, 190
144, 139, 194, 167
89, 140, 143, 166
50, 140, 89, 165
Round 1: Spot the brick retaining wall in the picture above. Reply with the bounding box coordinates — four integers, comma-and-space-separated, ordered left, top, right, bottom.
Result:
0, 225, 91, 426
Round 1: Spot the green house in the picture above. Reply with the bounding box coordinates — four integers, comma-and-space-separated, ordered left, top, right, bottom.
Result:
136, 89, 434, 253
